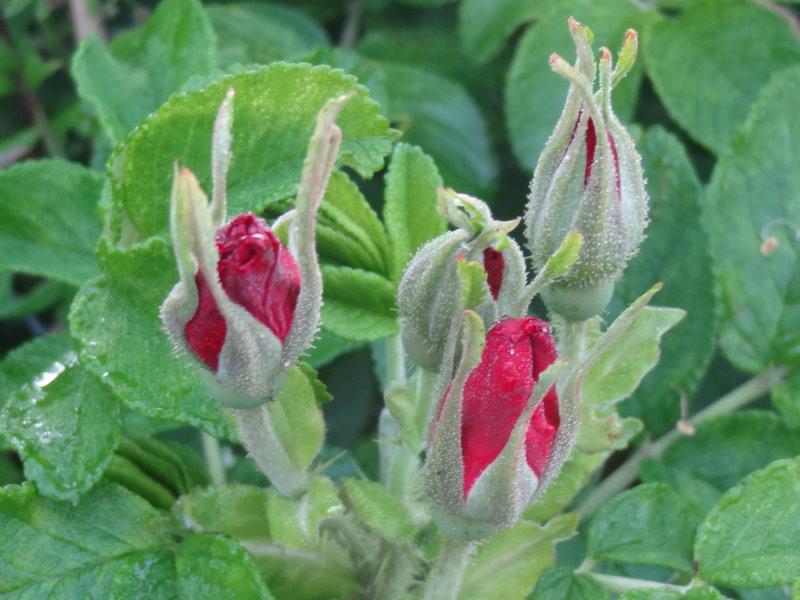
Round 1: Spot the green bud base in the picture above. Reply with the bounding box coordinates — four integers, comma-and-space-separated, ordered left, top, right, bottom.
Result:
541, 280, 615, 322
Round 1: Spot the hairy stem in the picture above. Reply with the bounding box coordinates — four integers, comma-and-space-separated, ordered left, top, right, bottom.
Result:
200, 431, 226, 486
379, 334, 420, 497
576, 366, 788, 517
233, 405, 309, 497
421, 539, 475, 600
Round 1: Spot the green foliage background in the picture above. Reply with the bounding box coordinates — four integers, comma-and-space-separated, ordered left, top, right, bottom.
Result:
0, 0, 799, 598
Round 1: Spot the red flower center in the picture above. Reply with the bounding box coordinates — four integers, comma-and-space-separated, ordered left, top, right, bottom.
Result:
184, 213, 301, 370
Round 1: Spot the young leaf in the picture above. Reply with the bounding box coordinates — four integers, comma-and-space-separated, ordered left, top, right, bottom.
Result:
320, 265, 398, 341
383, 143, 445, 282
176, 484, 272, 543
340, 478, 416, 541
268, 367, 325, 471
107, 62, 396, 245
460, 514, 578, 600
0, 160, 102, 285
317, 170, 391, 276
266, 475, 343, 549
705, 65, 800, 372
644, 0, 800, 154
587, 483, 699, 574
772, 371, 800, 429
695, 457, 800, 588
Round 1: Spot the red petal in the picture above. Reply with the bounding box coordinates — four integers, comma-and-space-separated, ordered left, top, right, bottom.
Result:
459, 317, 559, 497
216, 213, 301, 342
184, 271, 227, 370
482, 247, 505, 300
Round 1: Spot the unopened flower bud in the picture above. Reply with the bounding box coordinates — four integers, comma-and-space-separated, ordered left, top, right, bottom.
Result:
425, 312, 564, 539
525, 19, 648, 321
397, 190, 526, 371
162, 91, 350, 407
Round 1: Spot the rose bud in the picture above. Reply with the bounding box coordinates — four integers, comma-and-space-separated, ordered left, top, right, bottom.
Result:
525, 19, 648, 321
424, 311, 564, 540
162, 92, 349, 408
397, 189, 526, 372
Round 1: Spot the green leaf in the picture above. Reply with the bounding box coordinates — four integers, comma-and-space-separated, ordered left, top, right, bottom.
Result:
208, 2, 328, 68
116, 436, 207, 497
107, 62, 395, 245
0, 276, 70, 320
305, 329, 364, 369
0, 332, 73, 409
0, 160, 102, 285
340, 478, 415, 541
72, 0, 216, 144
0, 481, 174, 596
460, 514, 578, 600
320, 265, 398, 341
383, 143, 445, 281
247, 535, 360, 600
175, 533, 272, 599
525, 450, 605, 523
532, 566, 610, 600
641, 411, 800, 515
0, 481, 275, 597
317, 171, 391, 276
704, 65, 800, 372
266, 475, 343, 548
1, 353, 120, 502
381, 62, 497, 196
305, 48, 497, 196
383, 144, 447, 281
506, 0, 645, 169
69, 239, 234, 439
695, 456, 800, 588
644, 0, 800, 154
457, 257, 490, 311
269, 367, 325, 471
618, 588, 725, 600
588, 483, 699, 574
458, 0, 541, 64
584, 307, 685, 408
176, 483, 272, 543
611, 127, 715, 435
772, 371, 800, 429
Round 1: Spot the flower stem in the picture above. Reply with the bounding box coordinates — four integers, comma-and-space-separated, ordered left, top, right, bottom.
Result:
576, 366, 788, 517
200, 431, 226, 486
233, 405, 309, 498
586, 572, 690, 594
379, 334, 419, 497
421, 539, 475, 600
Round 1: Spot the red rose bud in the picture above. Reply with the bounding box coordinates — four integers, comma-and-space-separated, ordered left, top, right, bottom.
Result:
398, 190, 527, 372
184, 213, 301, 370
525, 20, 648, 321
162, 93, 351, 408
425, 312, 564, 539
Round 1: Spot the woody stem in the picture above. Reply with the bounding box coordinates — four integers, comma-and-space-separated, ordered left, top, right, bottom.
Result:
421, 538, 476, 600
575, 366, 788, 517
